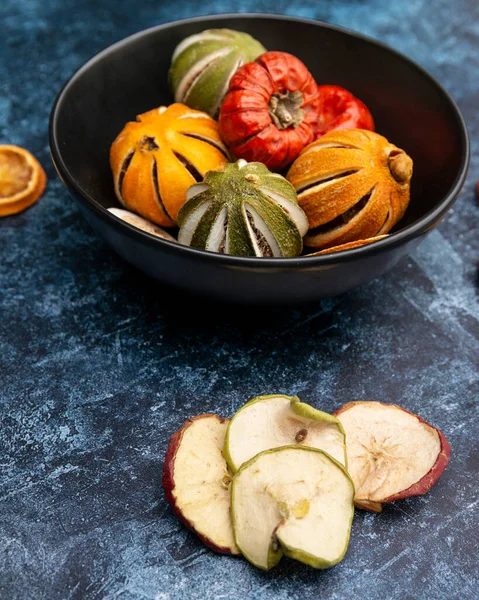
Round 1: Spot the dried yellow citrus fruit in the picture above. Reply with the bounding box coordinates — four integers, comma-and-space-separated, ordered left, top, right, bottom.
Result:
110, 103, 229, 226
287, 130, 413, 249
0, 145, 47, 217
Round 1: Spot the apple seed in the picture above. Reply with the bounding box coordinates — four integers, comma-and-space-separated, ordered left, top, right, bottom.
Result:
295, 428, 308, 443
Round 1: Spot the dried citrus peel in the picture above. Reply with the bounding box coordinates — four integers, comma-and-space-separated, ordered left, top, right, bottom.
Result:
308, 235, 388, 255
0, 145, 46, 217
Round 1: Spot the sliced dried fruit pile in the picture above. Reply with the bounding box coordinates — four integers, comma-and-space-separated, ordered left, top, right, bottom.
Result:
163, 395, 450, 571
108, 27, 414, 257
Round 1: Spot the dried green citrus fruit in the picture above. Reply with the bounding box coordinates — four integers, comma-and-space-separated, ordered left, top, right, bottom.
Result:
169, 29, 266, 118
177, 160, 309, 257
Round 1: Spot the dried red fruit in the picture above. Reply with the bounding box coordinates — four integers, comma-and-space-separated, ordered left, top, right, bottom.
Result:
219, 52, 320, 171
314, 85, 374, 139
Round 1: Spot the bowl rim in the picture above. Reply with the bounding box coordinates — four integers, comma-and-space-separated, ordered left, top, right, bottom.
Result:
49, 12, 470, 268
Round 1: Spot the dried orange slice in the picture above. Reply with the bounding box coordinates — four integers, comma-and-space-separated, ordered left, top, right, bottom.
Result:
0, 145, 47, 217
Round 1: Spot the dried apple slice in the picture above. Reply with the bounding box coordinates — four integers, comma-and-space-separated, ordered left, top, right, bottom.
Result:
224, 394, 346, 473
231, 446, 355, 570
335, 401, 451, 512
108, 208, 177, 241
162, 414, 239, 554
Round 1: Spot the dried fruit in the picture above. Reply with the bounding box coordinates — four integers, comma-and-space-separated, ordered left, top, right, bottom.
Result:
163, 394, 451, 571
224, 394, 346, 472
219, 52, 321, 171
107, 208, 176, 241
110, 104, 228, 226
287, 129, 413, 249
308, 234, 388, 255
169, 29, 266, 118
335, 401, 451, 512
177, 160, 308, 257
162, 414, 240, 555
0, 145, 46, 217
314, 85, 374, 139
231, 446, 355, 570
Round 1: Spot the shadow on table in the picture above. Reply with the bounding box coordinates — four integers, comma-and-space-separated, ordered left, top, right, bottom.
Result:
113, 263, 348, 336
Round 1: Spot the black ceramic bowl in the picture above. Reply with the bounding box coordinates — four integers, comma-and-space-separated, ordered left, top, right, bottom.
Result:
50, 14, 469, 304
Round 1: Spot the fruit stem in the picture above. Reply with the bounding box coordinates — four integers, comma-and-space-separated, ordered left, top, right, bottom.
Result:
269, 90, 304, 129
140, 135, 159, 151
388, 151, 413, 184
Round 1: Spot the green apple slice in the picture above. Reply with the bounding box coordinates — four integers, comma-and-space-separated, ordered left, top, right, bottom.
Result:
231, 446, 355, 570
224, 394, 346, 473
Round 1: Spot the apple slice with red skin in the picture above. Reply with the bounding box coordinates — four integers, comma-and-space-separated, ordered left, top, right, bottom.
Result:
162, 414, 240, 554
334, 401, 451, 512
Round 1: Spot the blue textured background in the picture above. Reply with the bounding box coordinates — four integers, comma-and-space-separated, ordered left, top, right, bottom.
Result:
1, 1, 478, 599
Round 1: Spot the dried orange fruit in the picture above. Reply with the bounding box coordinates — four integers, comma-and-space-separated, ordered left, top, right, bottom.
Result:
308, 235, 388, 255
287, 130, 413, 249
110, 103, 229, 226
0, 145, 47, 217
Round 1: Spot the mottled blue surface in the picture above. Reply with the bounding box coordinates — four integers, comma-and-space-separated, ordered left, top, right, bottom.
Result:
1, 1, 478, 599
